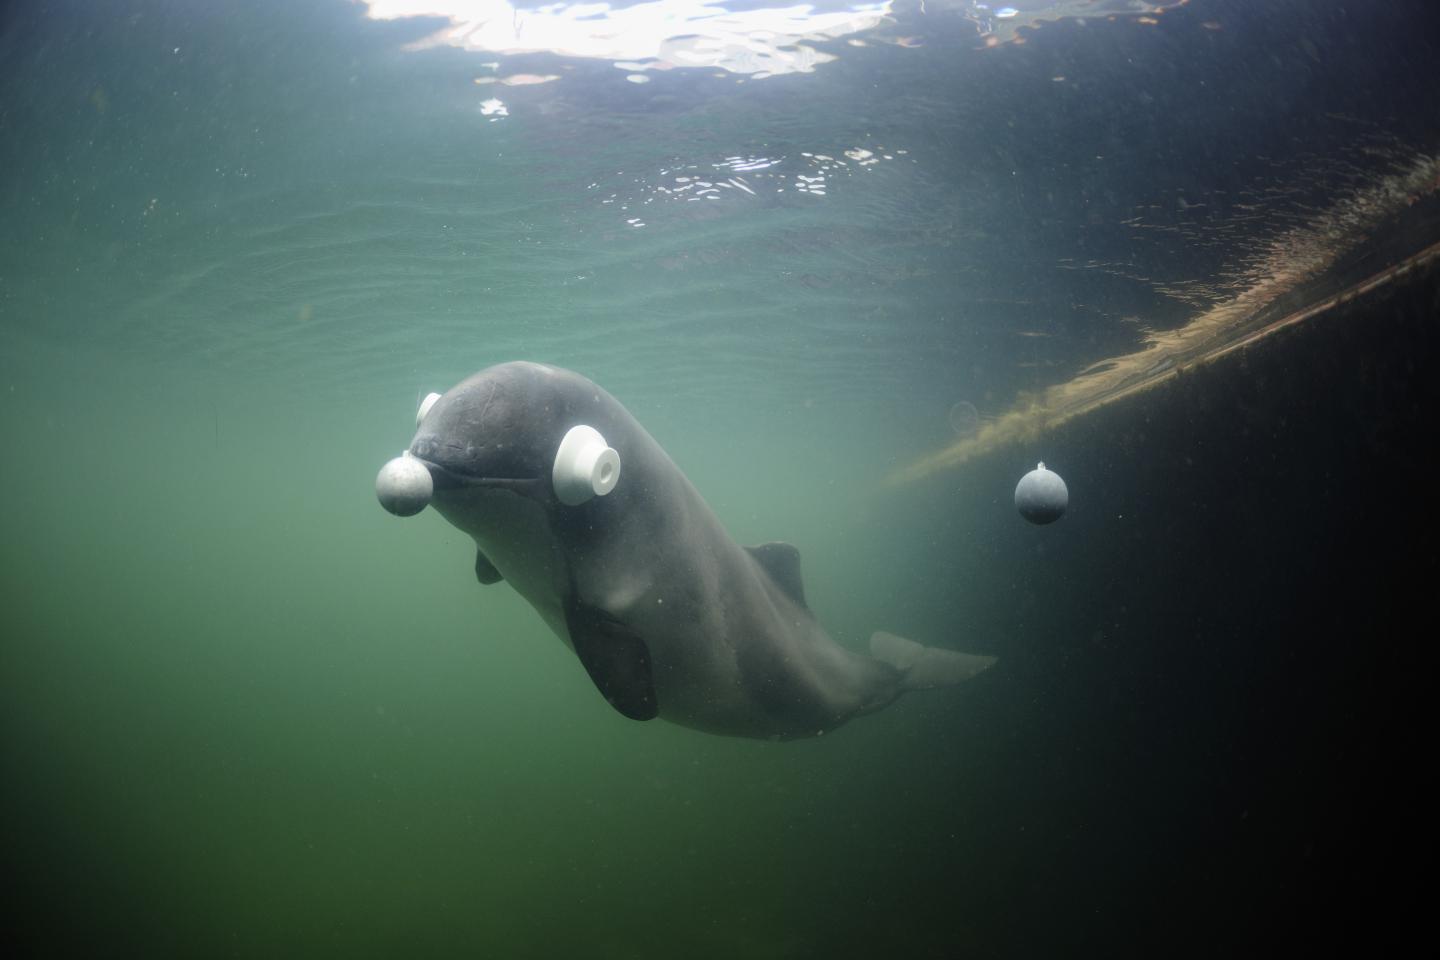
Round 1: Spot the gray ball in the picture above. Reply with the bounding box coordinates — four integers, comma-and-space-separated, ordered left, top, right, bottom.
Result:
376, 455, 433, 517
1015, 462, 1068, 525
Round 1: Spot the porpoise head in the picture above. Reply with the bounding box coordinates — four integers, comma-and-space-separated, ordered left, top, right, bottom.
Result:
375, 361, 621, 524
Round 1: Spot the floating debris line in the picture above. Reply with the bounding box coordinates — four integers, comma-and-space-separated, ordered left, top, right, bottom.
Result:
887, 154, 1440, 485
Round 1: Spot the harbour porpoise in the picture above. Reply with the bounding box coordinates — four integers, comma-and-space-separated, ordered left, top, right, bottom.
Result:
376, 361, 995, 739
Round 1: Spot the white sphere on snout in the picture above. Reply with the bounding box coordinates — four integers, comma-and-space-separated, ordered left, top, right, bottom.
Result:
376, 454, 433, 517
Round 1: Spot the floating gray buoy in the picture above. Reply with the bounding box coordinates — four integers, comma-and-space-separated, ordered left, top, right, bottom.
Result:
376, 453, 433, 517
1015, 461, 1068, 525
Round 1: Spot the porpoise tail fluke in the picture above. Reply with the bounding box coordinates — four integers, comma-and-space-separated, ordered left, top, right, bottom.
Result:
869, 631, 997, 691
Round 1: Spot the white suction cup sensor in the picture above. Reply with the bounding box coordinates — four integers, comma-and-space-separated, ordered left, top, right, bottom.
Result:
552, 425, 621, 506
416, 392, 442, 427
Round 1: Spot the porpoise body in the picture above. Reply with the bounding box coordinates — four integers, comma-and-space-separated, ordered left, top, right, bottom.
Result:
377, 361, 994, 739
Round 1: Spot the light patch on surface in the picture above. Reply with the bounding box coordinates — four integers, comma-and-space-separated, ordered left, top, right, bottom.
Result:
359, 0, 893, 77
956, 0, 1189, 45
590, 145, 910, 224
473, 73, 561, 85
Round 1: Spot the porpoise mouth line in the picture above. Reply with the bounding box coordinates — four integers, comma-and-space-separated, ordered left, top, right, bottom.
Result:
411, 455, 545, 492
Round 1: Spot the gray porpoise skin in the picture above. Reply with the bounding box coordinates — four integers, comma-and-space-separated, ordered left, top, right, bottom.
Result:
387, 361, 994, 740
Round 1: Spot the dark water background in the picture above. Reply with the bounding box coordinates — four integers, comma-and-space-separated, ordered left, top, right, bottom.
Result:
2, 0, 1437, 956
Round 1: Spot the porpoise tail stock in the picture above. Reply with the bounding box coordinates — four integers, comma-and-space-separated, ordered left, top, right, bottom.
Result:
870, 631, 997, 692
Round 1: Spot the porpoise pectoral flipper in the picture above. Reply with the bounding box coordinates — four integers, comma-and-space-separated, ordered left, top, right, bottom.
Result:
564, 599, 659, 721
870, 631, 997, 690
475, 549, 503, 585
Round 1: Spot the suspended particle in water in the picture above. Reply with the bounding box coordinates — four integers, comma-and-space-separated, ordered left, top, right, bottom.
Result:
948, 400, 980, 437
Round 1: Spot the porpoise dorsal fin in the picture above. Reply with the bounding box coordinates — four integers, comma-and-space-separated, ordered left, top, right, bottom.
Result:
745, 541, 808, 610
564, 600, 658, 721
475, 548, 503, 585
